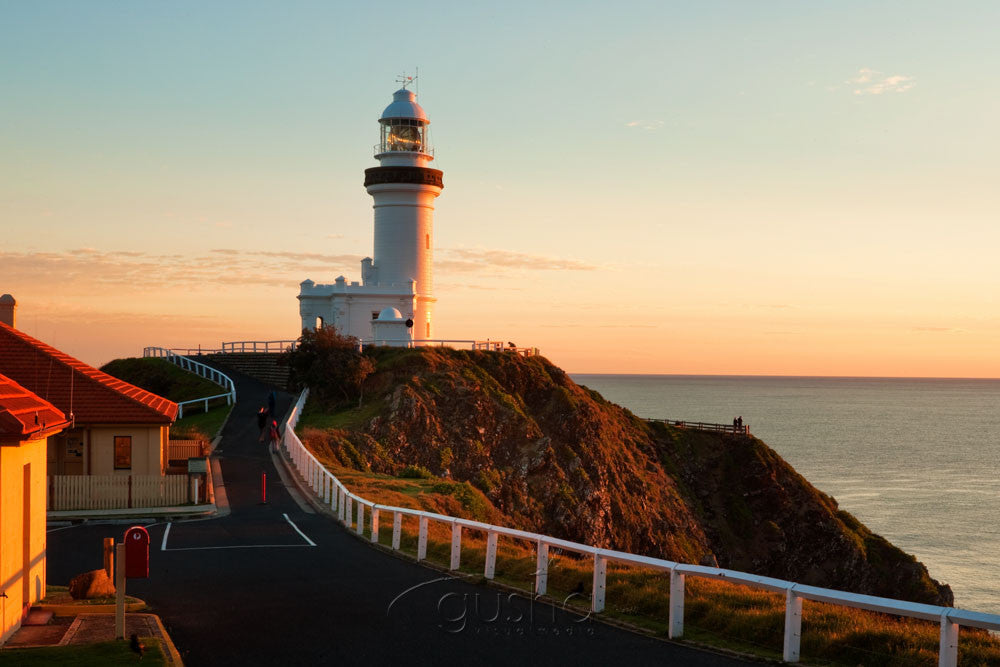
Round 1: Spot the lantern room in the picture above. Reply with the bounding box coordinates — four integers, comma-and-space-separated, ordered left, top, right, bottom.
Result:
375, 88, 434, 160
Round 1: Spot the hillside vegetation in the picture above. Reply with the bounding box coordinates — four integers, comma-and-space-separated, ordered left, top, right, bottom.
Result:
296, 346, 952, 606
100, 358, 222, 402
101, 357, 230, 439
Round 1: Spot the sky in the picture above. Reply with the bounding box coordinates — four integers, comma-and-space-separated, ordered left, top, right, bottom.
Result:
2, 1, 999, 376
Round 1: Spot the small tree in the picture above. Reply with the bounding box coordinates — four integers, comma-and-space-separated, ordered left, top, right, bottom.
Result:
287, 326, 375, 408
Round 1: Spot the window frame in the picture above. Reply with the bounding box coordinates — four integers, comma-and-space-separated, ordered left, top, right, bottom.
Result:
114, 435, 132, 470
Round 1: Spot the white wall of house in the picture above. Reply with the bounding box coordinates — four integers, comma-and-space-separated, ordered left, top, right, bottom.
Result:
87, 425, 166, 476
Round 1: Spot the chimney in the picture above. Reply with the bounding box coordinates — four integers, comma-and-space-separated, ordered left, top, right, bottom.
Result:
0, 294, 16, 328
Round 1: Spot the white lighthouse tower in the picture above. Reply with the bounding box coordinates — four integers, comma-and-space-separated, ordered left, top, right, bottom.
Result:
298, 84, 444, 342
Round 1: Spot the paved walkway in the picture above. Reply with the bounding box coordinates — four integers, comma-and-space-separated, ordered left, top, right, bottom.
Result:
46, 365, 759, 666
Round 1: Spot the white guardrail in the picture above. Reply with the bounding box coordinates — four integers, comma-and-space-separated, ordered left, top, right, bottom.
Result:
281, 389, 999, 666
143, 347, 236, 419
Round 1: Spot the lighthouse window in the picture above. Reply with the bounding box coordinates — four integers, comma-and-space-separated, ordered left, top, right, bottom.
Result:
384, 120, 423, 152
425, 234, 430, 250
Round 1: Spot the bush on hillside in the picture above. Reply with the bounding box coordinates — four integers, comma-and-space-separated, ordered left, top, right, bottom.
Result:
285, 327, 375, 408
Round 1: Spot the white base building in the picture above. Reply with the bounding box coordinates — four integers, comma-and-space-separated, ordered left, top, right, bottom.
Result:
299, 87, 442, 343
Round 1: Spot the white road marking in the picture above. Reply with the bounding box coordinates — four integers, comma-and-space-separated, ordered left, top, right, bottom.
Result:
161, 523, 172, 551
46, 525, 80, 533
283, 513, 317, 547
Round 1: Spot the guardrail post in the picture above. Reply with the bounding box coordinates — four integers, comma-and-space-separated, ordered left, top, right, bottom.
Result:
449, 523, 462, 570
591, 554, 606, 613
371, 508, 380, 544
535, 542, 549, 595
783, 587, 802, 662
484, 531, 498, 579
668, 569, 685, 639
356, 502, 364, 535
417, 517, 428, 561
178, 404, 184, 419
392, 512, 402, 550
939, 612, 958, 667
323, 476, 330, 505
345, 496, 353, 528
338, 489, 345, 522
330, 482, 337, 511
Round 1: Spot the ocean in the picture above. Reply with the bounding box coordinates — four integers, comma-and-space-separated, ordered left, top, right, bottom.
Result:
570, 374, 1000, 614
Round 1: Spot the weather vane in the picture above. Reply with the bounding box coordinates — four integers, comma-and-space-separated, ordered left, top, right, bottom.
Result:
396, 68, 419, 94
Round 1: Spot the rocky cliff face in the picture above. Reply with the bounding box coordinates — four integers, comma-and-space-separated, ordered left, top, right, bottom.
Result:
300, 347, 952, 605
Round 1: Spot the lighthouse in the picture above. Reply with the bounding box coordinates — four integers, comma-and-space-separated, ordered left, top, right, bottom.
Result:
298, 85, 444, 342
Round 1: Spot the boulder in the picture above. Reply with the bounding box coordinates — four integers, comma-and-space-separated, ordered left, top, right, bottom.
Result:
69, 569, 115, 599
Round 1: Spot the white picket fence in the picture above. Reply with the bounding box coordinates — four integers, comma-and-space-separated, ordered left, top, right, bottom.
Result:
49, 474, 189, 510
280, 389, 1000, 666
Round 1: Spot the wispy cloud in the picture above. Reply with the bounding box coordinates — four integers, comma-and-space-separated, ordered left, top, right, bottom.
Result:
625, 120, 665, 131
0, 247, 363, 293
845, 67, 915, 95
912, 326, 966, 334
437, 248, 598, 273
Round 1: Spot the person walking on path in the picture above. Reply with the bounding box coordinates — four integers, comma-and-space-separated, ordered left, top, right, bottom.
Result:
257, 406, 269, 442
268, 419, 280, 452
267, 391, 277, 421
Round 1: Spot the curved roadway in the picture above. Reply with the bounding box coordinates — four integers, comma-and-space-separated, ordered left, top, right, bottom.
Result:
47, 367, 758, 666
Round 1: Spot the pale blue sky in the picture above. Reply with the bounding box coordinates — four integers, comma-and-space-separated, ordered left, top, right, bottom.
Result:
2, 1, 998, 374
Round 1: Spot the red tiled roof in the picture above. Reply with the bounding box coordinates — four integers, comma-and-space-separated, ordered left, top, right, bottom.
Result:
0, 372, 69, 442
0, 321, 177, 424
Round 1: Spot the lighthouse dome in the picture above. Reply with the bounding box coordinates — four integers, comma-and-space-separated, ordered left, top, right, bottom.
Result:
380, 89, 428, 122
376, 307, 404, 321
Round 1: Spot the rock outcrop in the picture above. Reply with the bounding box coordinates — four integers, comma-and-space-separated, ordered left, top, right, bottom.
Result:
69, 569, 116, 599
300, 347, 952, 605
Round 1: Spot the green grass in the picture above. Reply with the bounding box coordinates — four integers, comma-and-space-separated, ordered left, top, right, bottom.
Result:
0, 638, 166, 665
100, 357, 223, 402
297, 398, 384, 431
170, 403, 231, 440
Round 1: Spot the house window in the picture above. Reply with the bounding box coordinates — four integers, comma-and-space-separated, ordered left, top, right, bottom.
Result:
114, 436, 132, 470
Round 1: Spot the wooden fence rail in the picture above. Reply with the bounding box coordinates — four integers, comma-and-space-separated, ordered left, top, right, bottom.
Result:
48, 474, 189, 510
168, 439, 208, 461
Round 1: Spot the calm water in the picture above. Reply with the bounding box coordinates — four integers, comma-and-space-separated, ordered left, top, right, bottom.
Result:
571, 374, 1000, 614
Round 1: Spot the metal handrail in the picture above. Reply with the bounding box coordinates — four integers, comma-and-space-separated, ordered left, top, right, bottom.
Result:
142, 347, 236, 418
647, 418, 751, 437
364, 339, 539, 357
280, 389, 999, 665
221, 340, 298, 353
372, 144, 435, 158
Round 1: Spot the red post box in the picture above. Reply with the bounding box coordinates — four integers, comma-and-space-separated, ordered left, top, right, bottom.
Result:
124, 526, 150, 579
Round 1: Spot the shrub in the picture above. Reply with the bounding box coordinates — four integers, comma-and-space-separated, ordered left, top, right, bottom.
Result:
399, 465, 433, 479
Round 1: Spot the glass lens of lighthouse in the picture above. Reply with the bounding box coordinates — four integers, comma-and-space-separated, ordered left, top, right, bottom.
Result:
387, 123, 421, 152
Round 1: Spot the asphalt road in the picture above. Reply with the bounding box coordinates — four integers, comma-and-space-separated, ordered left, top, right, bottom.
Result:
46, 368, 757, 666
